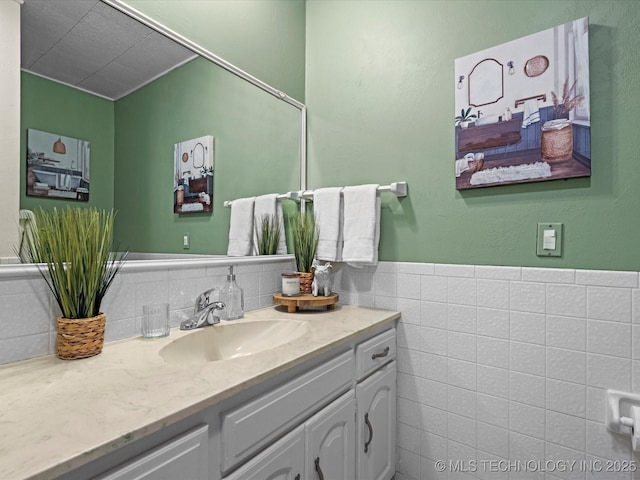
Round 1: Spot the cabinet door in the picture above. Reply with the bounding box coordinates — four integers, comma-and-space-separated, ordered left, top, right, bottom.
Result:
223, 426, 304, 480
305, 390, 356, 480
356, 362, 396, 480
96, 425, 208, 480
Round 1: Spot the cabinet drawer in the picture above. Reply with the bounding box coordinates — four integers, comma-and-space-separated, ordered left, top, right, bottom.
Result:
356, 328, 396, 381
221, 350, 354, 472
96, 425, 209, 480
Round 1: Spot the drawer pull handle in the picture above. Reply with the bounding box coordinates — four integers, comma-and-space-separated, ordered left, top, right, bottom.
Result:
315, 457, 325, 480
364, 412, 374, 453
371, 346, 390, 360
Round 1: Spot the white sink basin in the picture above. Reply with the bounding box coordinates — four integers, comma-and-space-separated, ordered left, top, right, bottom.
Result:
159, 320, 309, 364
474, 115, 500, 126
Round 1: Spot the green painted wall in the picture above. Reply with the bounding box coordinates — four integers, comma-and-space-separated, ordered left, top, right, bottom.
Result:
305, 0, 640, 271
121, 0, 306, 102
113, 57, 300, 254
20, 72, 115, 212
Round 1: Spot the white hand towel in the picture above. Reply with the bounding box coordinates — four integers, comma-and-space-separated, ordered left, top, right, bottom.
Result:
314, 187, 343, 262
342, 184, 380, 268
227, 197, 255, 256
522, 99, 540, 128
253, 194, 287, 255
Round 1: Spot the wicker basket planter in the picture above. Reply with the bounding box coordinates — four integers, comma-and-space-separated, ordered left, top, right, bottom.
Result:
298, 272, 314, 295
56, 313, 106, 360
542, 123, 573, 162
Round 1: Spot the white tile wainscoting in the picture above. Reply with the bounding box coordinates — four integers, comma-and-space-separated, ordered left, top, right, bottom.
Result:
0, 258, 295, 365
331, 262, 640, 480
2, 259, 640, 479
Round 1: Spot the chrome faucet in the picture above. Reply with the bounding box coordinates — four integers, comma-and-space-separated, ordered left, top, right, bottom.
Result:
180, 288, 226, 330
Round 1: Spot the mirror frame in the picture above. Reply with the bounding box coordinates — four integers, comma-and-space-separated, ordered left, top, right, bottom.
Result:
467, 57, 504, 108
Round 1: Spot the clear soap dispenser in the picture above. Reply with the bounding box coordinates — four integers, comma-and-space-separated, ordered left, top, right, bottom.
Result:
220, 266, 244, 320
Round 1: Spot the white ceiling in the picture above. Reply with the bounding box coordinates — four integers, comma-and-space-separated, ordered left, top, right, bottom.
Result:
21, 0, 198, 100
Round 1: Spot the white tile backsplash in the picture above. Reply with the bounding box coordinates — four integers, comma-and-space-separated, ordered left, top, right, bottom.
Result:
477, 279, 510, 310
0, 258, 295, 364
510, 311, 546, 345
477, 307, 510, 339
510, 281, 547, 313
587, 286, 632, 323
575, 270, 638, 288
510, 371, 546, 408
5, 259, 639, 478
522, 267, 576, 284
547, 315, 587, 351
547, 283, 586, 317
330, 261, 640, 479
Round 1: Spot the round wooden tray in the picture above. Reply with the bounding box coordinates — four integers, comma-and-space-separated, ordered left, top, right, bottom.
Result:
273, 292, 339, 313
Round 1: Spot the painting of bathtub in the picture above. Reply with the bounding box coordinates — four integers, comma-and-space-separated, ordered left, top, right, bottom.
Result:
454, 17, 590, 190
26, 129, 90, 201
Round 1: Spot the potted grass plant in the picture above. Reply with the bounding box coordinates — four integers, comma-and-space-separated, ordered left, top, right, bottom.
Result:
255, 214, 282, 255
288, 211, 319, 294
20, 207, 128, 360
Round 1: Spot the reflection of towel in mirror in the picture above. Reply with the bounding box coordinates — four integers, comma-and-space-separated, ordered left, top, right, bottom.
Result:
253, 194, 287, 255
314, 187, 343, 262
342, 184, 380, 268
227, 197, 255, 256
522, 99, 540, 128
18, 210, 37, 261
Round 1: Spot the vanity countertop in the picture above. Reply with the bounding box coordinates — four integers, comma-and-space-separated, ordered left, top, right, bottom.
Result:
0, 305, 399, 480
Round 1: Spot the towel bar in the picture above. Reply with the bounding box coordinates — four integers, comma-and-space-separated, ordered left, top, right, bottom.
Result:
223, 191, 299, 207
296, 181, 408, 201
514, 94, 547, 108
224, 182, 407, 207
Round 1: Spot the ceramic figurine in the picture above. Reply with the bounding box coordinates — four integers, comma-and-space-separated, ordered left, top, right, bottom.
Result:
312, 263, 333, 297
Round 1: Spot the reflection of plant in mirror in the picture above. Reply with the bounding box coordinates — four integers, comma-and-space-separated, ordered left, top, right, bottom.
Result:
255, 214, 282, 255
455, 107, 478, 127
551, 79, 584, 119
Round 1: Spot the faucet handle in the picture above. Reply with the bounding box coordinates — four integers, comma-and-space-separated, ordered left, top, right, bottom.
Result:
194, 287, 220, 313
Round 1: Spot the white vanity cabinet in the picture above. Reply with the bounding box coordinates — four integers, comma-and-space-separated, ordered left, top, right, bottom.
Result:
54, 321, 397, 480
223, 425, 305, 480
355, 329, 397, 480
356, 363, 396, 480
304, 390, 356, 480
225, 391, 356, 480
223, 327, 396, 480
95, 425, 209, 480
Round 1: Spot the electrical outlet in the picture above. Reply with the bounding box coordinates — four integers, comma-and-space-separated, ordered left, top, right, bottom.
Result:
536, 223, 562, 257
183, 233, 190, 249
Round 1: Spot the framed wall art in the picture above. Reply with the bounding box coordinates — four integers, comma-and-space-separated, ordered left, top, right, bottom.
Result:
454, 17, 590, 190
26, 129, 90, 201
173, 135, 215, 214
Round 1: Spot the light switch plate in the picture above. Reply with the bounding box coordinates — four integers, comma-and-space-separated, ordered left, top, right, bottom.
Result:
537, 223, 562, 256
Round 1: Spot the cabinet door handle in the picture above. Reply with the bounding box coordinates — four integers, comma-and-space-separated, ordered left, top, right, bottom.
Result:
371, 346, 390, 360
315, 457, 325, 480
364, 412, 374, 453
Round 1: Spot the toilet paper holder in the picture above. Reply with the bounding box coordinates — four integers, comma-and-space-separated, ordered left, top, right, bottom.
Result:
606, 389, 640, 437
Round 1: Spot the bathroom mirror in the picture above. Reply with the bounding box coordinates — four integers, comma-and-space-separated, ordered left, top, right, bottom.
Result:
15, 0, 304, 258
468, 58, 504, 107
